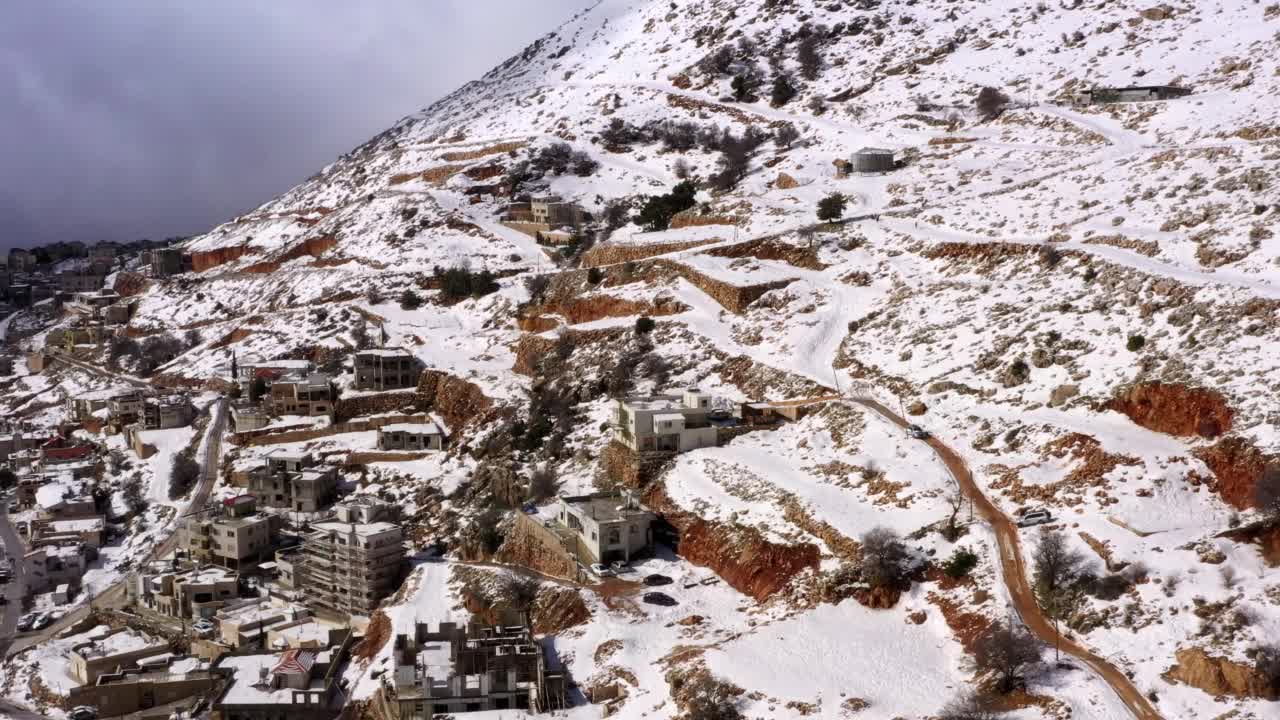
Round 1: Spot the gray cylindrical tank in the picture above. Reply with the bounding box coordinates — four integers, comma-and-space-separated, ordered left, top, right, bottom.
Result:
852, 148, 895, 173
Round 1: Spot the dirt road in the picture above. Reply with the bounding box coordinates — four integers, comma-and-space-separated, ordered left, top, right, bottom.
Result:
850, 396, 1163, 720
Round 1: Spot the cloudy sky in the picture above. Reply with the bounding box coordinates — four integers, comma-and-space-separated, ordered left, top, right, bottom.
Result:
0, 0, 587, 249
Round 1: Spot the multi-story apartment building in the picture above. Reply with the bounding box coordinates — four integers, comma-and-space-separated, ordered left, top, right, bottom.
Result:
353, 348, 419, 391
179, 495, 281, 569
267, 372, 334, 417
385, 622, 566, 716
297, 497, 403, 617
247, 451, 338, 514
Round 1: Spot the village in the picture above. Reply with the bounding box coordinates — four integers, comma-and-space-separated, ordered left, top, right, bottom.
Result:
3, 0, 1279, 717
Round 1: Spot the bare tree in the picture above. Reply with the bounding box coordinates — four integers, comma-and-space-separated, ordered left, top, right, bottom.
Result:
774, 122, 800, 149
973, 620, 1041, 693
1033, 528, 1085, 595
938, 689, 1005, 720
504, 574, 541, 614
527, 464, 558, 502
1255, 464, 1280, 518
861, 526, 909, 589
943, 491, 965, 541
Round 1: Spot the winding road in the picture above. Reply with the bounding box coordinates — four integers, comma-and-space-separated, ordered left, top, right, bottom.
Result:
847, 394, 1162, 720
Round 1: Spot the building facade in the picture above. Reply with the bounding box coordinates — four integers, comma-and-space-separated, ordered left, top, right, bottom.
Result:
376, 423, 444, 452
179, 495, 282, 569
296, 498, 404, 616
612, 389, 718, 453
554, 492, 654, 566
353, 348, 419, 391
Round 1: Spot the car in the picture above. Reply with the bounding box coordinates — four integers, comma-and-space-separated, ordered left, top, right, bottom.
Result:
609, 560, 628, 574
6, 503, 16, 513
1016, 508, 1054, 528
643, 573, 673, 587
16, 613, 38, 632
191, 620, 216, 636
32, 612, 55, 630
589, 563, 614, 578
642, 592, 678, 607
69, 707, 98, 720
708, 408, 732, 422
906, 424, 930, 440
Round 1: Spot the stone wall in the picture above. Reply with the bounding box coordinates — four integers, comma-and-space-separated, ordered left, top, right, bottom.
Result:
579, 239, 720, 268
189, 244, 254, 273
653, 259, 795, 314
416, 369, 495, 431
599, 440, 674, 490
495, 513, 584, 582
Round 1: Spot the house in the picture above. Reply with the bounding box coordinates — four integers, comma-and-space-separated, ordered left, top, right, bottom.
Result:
151, 246, 185, 277
237, 358, 316, 396
530, 196, 583, 228
58, 270, 107, 293
376, 422, 444, 452
34, 475, 97, 520
143, 393, 195, 429
1079, 84, 1192, 104
215, 600, 314, 650
9, 249, 36, 273
852, 147, 895, 173
68, 664, 222, 719
553, 491, 655, 566
137, 564, 240, 619
68, 628, 171, 685
353, 348, 420, 391
64, 289, 121, 319
212, 642, 350, 720
33, 516, 106, 548
179, 495, 282, 569
24, 542, 88, 595
385, 621, 566, 716
246, 451, 339, 514
231, 402, 270, 433
611, 389, 720, 453
296, 497, 404, 616
267, 372, 334, 417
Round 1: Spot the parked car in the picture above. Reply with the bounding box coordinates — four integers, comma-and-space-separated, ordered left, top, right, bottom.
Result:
643, 573, 673, 587
642, 592, 678, 607
708, 408, 732, 421
609, 560, 628, 574
16, 613, 38, 632
32, 612, 55, 630
191, 620, 216, 636
1016, 508, 1053, 528
589, 563, 614, 578
906, 424, 930, 440
70, 706, 98, 720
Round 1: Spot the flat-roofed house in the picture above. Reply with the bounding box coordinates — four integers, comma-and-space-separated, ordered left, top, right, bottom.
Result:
376, 422, 444, 452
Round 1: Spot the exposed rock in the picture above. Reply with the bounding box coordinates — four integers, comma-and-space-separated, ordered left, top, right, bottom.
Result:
1000, 359, 1031, 387
1104, 382, 1233, 439
906, 400, 927, 416
1194, 436, 1276, 509
1048, 384, 1079, 408
579, 238, 719, 268
1138, 5, 1174, 21
1164, 647, 1277, 700
775, 172, 800, 189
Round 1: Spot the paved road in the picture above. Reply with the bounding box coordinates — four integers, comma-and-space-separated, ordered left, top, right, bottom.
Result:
0, 501, 29, 659
3, 397, 227, 660
848, 395, 1163, 720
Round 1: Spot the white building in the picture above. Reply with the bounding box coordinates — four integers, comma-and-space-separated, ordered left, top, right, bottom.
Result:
612, 388, 719, 453
554, 492, 655, 566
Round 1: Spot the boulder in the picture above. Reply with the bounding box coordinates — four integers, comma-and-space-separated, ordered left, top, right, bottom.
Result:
1048, 384, 1080, 408
906, 400, 928, 416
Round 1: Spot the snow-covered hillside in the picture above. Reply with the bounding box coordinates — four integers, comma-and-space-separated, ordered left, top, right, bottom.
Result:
40, 1, 1280, 719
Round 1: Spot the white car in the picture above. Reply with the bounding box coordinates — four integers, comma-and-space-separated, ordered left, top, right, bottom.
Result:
70, 707, 98, 720
590, 563, 614, 578
1016, 508, 1054, 528
192, 620, 216, 636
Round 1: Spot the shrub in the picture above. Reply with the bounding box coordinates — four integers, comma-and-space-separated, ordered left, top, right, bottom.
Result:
0, 467, 16, 490
975, 86, 1011, 120
637, 180, 698, 231
600, 117, 640, 148
816, 192, 848, 222
774, 122, 800, 149
635, 316, 656, 335
169, 452, 201, 500
586, 267, 604, 285
944, 548, 979, 578
861, 526, 909, 589
807, 95, 826, 115
731, 71, 762, 102
697, 45, 735, 77
1126, 334, 1145, 352
435, 265, 499, 301
938, 690, 1004, 720
770, 72, 798, 106
672, 158, 693, 180
399, 288, 423, 310
528, 465, 558, 502
973, 620, 1041, 693
797, 35, 822, 80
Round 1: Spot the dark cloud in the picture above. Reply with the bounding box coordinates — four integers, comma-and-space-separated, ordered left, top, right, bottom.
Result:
0, 1, 587, 249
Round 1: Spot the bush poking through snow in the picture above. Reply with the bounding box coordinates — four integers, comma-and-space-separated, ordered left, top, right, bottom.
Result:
973, 620, 1041, 694
860, 526, 909, 589
944, 548, 979, 579
637, 180, 698, 231
937, 689, 1005, 720
1255, 464, 1280, 519
635, 316, 656, 335
975, 86, 1011, 120
817, 192, 848, 222
1126, 334, 1146, 352
169, 451, 200, 500
399, 288, 423, 310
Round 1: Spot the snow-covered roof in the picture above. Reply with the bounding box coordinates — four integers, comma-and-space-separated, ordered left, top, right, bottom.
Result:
379, 422, 441, 435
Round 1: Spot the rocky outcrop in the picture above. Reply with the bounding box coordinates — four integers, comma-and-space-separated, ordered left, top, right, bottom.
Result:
655, 259, 796, 314
1194, 436, 1275, 509
599, 440, 673, 490
1164, 647, 1277, 700
112, 271, 149, 297
1104, 382, 1233, 439
416, 369, 495, 431
495, 513, 579, 581
646, 483, 821, 601
190, 244, 254, 272
1048, 384, 1080, 408
242, 234, 338, 274
439, 140, 526, 162
520, 294, 688, 329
